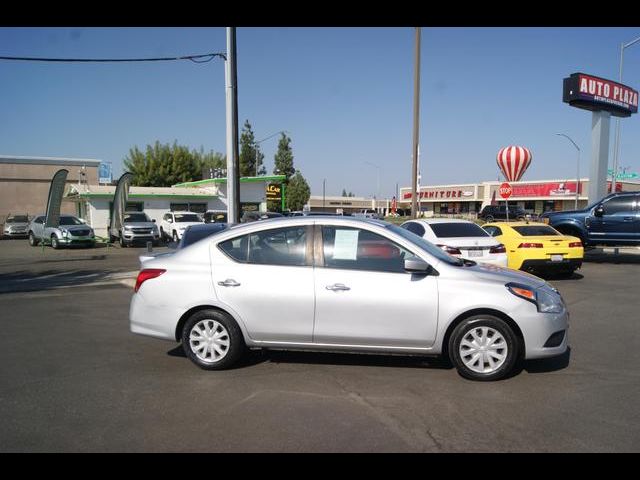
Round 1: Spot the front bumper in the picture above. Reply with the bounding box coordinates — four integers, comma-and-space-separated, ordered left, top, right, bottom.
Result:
3, 230, 28, 237
59, 235, 95, 245
122, 232, 160, 244
520, 307, 570, 360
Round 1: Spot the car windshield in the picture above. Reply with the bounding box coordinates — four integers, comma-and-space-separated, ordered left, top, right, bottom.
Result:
512, 225, 560, 236
174, 214, 200, 222
429, 222, 489, 238
385, 224, 464, 266
59, 216, 83, 226
123, 213, 150, 223
181, 224, 228, 248
7, 215, 28, 223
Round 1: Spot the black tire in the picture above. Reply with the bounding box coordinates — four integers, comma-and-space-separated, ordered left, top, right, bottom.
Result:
485, 215, 494, 223
51, 235, 61, 249
517, 216, 525, 221
28, 231, 39, 246
160, 227, 165, 240
448, 315, 519, 381
181, 309, 246, 370
172, 230, 179, 243
119, 233, 127, 248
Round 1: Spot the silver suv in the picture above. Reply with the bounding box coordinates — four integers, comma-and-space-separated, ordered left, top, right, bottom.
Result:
28, 214, 95, 249
109, 211, 160, 247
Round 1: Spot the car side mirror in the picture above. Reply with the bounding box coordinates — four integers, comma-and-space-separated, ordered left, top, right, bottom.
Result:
594, 205, 604, 217
79, 218, 86, 224
152, 219, 156, 223
404, 258, 435, 275
167, 218, 173, 223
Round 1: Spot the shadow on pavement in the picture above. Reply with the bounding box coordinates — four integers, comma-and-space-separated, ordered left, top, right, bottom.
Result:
584, 251, 640, 265
522, 347, 571, 374
0, 269, 118, 294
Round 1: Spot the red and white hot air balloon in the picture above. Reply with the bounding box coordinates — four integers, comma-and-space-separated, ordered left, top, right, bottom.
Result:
496, 146, 532, 182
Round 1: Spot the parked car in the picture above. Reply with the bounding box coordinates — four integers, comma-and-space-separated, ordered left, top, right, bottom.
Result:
203, 210, 228, 224
3, 214, 30, 238
479, 205, 527, 222
159, 211, 203, 243
540, 191, 640, 247
131, 216, 569, 381
139, 223, 229, 264
109, 211, 160, 247
482, 222, 583, 277
400, 219, 508, 267
240, 211, 284, 223
28, 214, 95, 249
353, 209, 380, 219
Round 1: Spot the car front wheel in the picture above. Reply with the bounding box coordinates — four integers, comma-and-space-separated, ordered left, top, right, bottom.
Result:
172, 231, 179, 243
181, 310, 246, 370
51, 235, 61, 249
448, 315, 519, 381
28, 232, 39, 246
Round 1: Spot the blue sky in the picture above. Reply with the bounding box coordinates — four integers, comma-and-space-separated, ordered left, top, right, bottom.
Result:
1, 27, 639, 198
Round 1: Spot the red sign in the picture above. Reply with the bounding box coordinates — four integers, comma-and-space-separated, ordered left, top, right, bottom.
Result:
499, 183, 512, 199
510, 182, 578, 197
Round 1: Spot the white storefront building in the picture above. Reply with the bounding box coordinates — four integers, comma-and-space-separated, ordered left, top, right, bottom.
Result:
64, 175, 285, 238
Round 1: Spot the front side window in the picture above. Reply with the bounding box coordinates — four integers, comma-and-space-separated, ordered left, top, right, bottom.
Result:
59, 216, 83, 226
601, 196, 635, 215
322, 226, 418, 273
35, 216, 45, 224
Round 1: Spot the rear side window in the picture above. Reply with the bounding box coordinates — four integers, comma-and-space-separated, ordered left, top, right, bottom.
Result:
218, 226, 308, 266
429, 223, 489, 238
402, 222, 426, 237
483, 226, 503, 237
219, 235, 249, 262
512, 225, 560, 236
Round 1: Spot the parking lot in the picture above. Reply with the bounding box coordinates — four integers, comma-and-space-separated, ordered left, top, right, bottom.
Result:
1, 238, 639, 452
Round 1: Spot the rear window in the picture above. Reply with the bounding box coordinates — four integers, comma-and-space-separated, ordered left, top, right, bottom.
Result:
512, 225, 560, 236
429, 223, 489, 238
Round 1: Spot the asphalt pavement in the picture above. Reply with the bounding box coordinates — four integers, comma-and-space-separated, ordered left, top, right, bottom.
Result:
0, 239, 639, 452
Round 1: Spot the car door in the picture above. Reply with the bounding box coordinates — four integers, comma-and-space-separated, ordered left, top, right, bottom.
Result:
587, 195, 638, 242
212, 224, 316, 343
313, 225, 439, 348
31, 216, 45, 238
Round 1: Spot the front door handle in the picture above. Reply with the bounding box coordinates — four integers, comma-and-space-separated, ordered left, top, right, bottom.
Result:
218, 279, 241, 287
623, 217, 634, 222
326, 283, 350, 292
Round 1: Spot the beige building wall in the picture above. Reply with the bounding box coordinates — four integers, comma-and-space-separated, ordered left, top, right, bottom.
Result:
0, 158, 100, 226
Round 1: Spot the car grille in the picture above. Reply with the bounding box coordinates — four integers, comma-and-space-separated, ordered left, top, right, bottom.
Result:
131, 228, 152, 234
71, 229, 91, 236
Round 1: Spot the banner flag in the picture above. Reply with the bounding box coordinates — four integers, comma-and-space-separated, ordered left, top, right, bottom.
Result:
110, 172, 134, 238
44, 169, 69, 230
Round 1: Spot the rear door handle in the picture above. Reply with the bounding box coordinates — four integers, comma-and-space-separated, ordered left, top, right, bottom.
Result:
218, 279, 241, 287
326, 283, 350, 291
623, 217, 634, 222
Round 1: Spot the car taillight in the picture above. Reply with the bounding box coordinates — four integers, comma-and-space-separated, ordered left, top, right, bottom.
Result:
489, 244, 506, 254
134, 269, 166, 292
436, 244, 462, 255
517, 242, 543, 248
569, 241, 583, 248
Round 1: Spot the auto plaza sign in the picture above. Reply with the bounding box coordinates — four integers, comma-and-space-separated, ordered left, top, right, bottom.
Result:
563, 73, 638, 117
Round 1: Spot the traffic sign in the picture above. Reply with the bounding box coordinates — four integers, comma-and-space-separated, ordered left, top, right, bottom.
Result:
499, 182, 512, 199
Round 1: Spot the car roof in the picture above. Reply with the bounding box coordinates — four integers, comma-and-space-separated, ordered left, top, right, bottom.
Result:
185, 223, 228, 232
170, 211, 198, 215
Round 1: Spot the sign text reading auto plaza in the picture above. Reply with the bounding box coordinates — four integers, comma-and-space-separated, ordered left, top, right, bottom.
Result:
563, 73, 639, 117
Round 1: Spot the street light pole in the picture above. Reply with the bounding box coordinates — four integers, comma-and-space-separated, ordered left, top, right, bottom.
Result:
411, 27, 421, 219
611, 35, 640, 194
254, 130, 289, 177
556, 133, 581, 209
323, 178, 326, 209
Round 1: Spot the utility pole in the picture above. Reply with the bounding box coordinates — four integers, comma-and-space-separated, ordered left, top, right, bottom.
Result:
225, 27, 241, 223
411, 27, 421, 219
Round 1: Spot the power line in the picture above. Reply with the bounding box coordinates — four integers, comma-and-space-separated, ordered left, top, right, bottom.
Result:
0, 52, 226, 63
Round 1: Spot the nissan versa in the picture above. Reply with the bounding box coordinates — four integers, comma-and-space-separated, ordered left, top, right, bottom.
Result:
130, 217, 569, 381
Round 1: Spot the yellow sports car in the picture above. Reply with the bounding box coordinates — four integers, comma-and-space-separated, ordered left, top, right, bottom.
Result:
482, 222, 584, 276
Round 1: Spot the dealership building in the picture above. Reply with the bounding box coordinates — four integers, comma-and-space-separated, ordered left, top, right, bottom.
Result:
398, 178, 640, 216
64, 175, 286, 238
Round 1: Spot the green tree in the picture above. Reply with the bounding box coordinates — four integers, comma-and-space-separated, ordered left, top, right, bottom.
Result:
342, 188, 348, 197
286, 170, 311, 211
123, 141, 225, 186
200, 150, 226, 178
239, 120, 265, 177
273, 133, 295, 180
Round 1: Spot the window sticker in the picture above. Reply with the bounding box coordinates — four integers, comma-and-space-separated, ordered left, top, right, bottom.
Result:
332, 229, 359, 260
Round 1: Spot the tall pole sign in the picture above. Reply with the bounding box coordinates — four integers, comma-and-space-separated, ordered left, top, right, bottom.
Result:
225, 27, 241, 224
563, 72, 638, 202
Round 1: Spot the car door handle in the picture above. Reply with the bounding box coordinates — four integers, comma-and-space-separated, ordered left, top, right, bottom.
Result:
218, 279, 241, 287
623, 217, 634, 222
326, 283, 350, 291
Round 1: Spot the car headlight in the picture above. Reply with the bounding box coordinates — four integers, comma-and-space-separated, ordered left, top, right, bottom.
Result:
506, 283, 565, 313
59, 228, 69, 237
124, 226, 132, 231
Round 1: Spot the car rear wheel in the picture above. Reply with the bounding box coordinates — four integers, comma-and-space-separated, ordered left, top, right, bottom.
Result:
449, 315, 519, 381
181, 310, 246, 370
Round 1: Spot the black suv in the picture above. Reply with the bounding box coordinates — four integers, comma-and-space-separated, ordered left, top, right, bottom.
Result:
479, 205, 527, 222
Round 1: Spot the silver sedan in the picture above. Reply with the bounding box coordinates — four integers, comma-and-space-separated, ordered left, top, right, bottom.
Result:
130, 216, 569, 381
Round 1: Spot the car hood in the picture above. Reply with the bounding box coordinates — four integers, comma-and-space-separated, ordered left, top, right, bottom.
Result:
5, 222, 29, 228
123, 222, 156, 228
57, 224, 92, 231
468, 262, 547, 289
174, 222, 202, 228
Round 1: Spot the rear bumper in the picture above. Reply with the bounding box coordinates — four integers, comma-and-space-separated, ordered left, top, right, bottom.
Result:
521, 258, 582, 271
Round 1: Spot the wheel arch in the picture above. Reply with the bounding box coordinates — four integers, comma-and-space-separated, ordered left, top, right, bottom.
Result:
175, 304, 248, 343
441, 308, 526, 361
